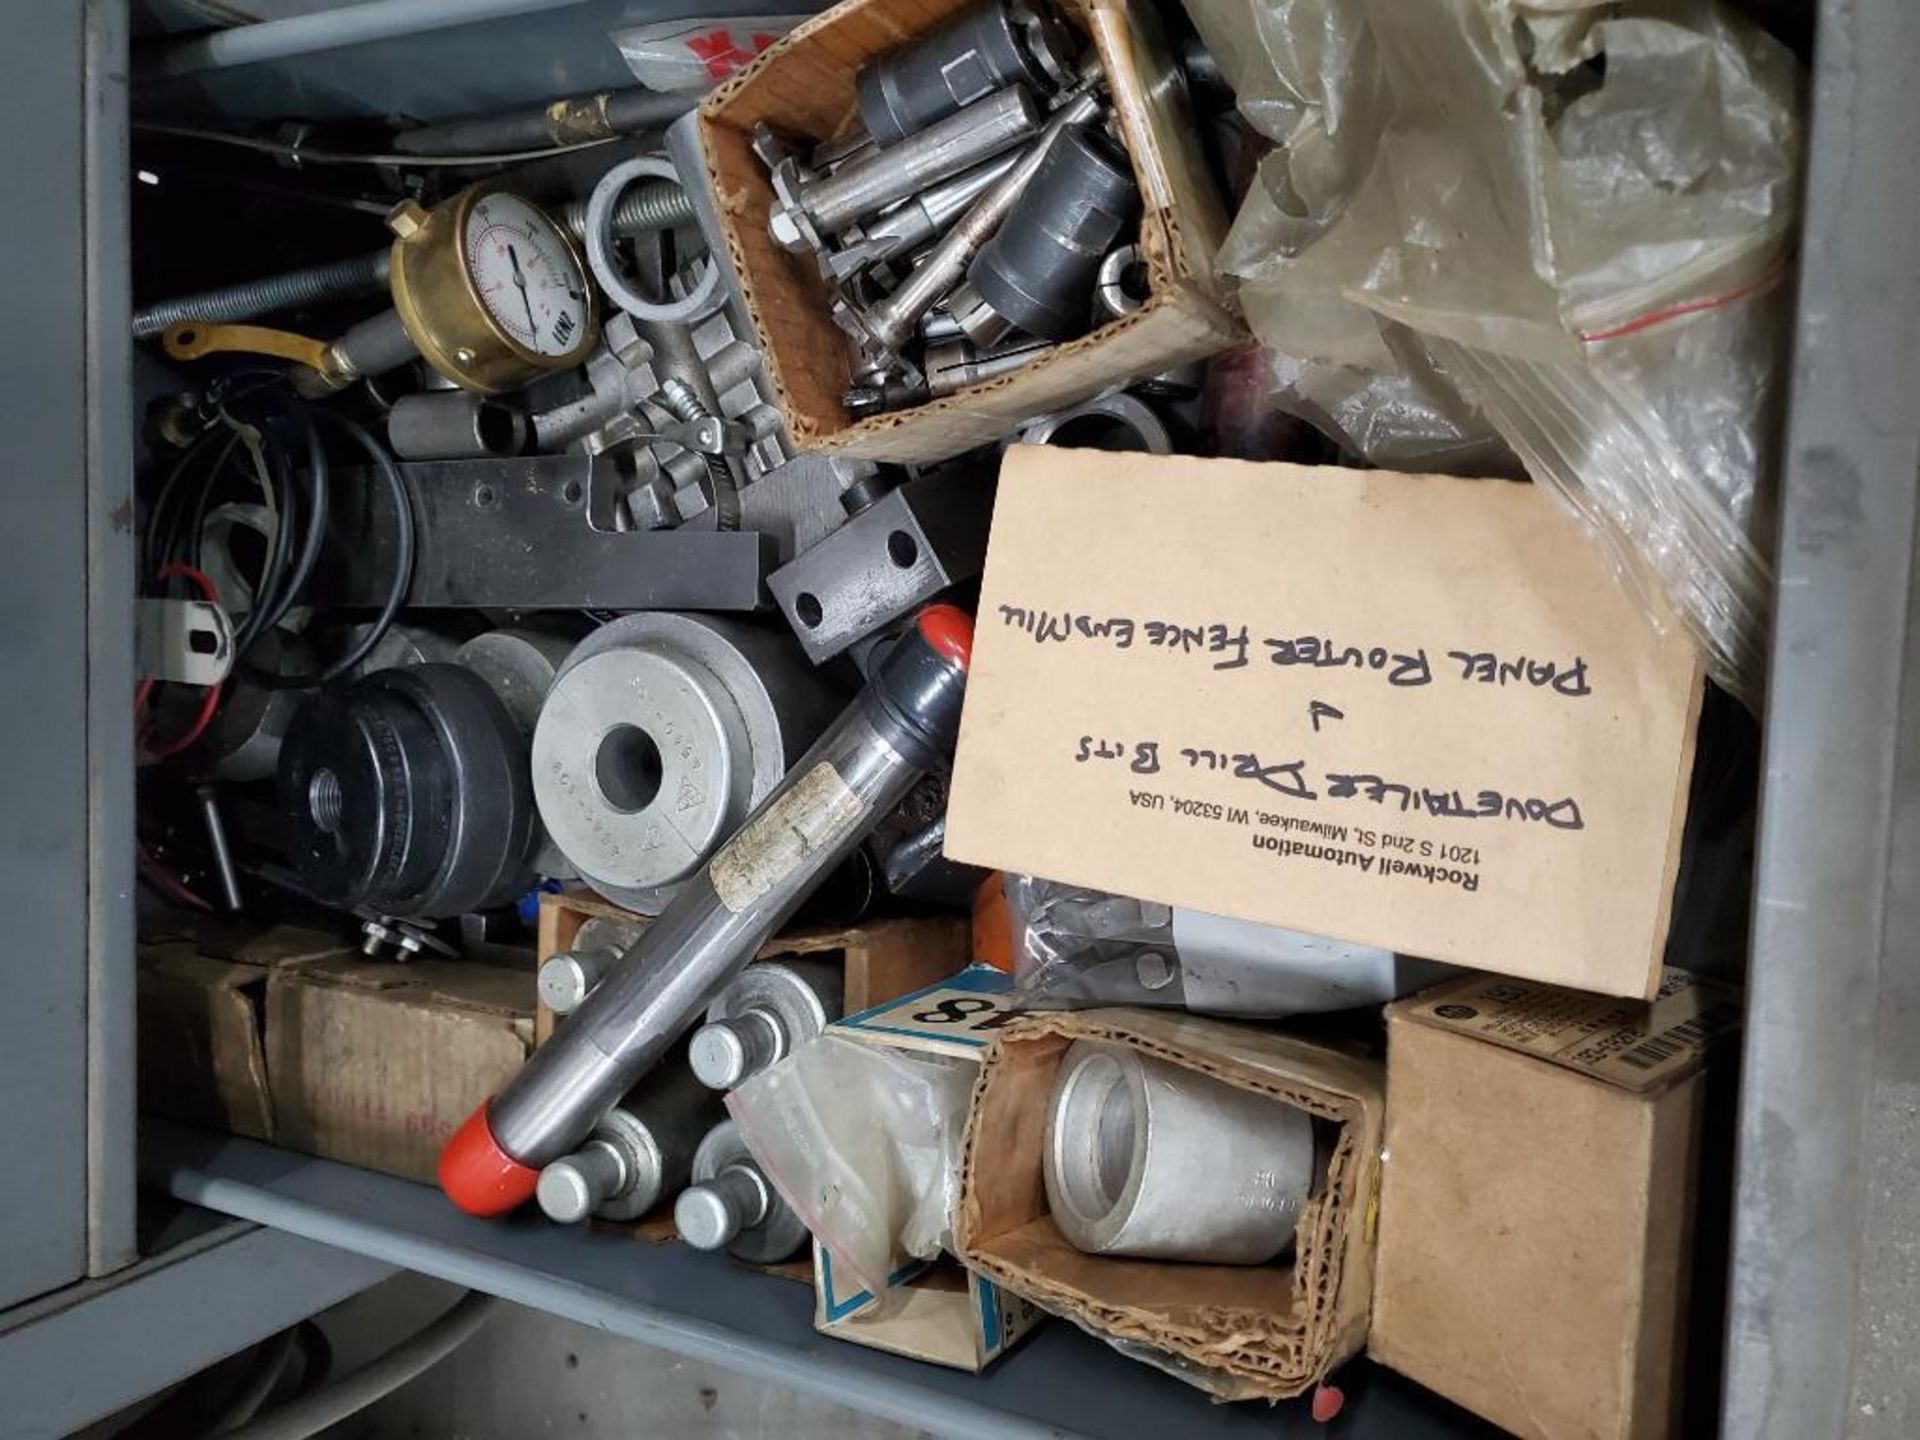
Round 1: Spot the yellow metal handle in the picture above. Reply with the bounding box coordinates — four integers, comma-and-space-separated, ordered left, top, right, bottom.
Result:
162, 321, 339, 382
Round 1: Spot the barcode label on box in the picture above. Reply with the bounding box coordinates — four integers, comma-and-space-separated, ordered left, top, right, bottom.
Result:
1405, 967, 1741, 1092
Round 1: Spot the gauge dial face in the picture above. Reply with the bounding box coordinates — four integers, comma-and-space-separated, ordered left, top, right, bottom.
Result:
463, 192, 589, 359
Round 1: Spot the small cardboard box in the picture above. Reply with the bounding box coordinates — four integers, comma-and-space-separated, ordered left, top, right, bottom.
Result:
809, 965, 1047, 1370
696, 0, 1243, 463
267, 955, 535, 1184
816, 1245, 1047, 1371
1371, 969, 1743, 1440
945, 448, 1706, 1000
137, 923, 360, 1141
953, 1007, 1386, 1399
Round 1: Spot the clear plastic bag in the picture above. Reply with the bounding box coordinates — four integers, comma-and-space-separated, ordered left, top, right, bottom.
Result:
726, 1035, 975, 1299
1007, 875, 1455, 1017
1184, 0, 1802, 702
611, 15, 805, 93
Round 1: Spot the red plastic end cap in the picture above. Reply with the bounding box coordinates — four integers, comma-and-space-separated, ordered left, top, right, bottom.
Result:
1310, 1382, 1346, 1424
439, 1102, 540, 1217
916, 604, 974, 671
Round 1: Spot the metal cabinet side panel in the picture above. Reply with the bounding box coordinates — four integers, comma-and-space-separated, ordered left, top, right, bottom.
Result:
0, 0, 97, 1308
1724, 0, 1920, 1434
87, 0, 140, 1281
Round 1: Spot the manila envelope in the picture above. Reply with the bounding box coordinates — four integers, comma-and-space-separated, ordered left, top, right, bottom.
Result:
944, 449, 1705, 999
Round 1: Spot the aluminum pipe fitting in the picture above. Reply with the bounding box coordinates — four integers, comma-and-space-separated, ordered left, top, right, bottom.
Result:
531, 613, 841, 914
1044, 1040, 1316, 1264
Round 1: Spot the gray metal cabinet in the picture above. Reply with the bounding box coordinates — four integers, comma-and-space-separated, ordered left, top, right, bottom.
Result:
0, 0, 137, 1310
5, 1, 1916, 1437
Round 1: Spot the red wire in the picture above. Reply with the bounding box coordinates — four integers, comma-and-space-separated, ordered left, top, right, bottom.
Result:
137, 841, 214, 912
139, 563, 227, 761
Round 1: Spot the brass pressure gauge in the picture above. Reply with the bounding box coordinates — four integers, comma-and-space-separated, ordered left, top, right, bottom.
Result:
387, 186, 599, 394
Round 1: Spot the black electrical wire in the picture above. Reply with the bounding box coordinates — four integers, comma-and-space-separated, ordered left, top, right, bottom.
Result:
145, 429, 237, 580
243, 403, 328, 644
140, 374, 415, 692
301, 407, 415, 686
229, 421, 299, 656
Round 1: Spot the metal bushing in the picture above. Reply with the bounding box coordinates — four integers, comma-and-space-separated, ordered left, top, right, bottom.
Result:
586, 156, 722, 324
689, 958, 843, 1091
198, 629, 312, 783
531, 614, 841, 914
387, 391, 528, 461
1020, 391, 1171, 453
1044, 1040, 1316, 1264
1093, 242, 1150, 320
537, 1065, 722, 1223
675, 1120, 807, 1263
279, 663, 537, 919
537, 914, 644, 1017
962, 124, 1140, 342
856, 0, 1079, 146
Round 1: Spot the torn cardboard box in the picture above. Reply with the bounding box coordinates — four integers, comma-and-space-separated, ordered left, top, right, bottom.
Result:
268, 955, 535, 1184
944, 448, 1706, 999
138, 943, 275, 1141
137, 923, 360, 1142
816, 1246, 1047, 1372
696, 0, 1242, 462
953, 1007, 1385, 1400
1371, 969, 1742, 1440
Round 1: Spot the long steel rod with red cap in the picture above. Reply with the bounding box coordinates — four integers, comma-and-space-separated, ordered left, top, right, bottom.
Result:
441, 605, 974, 1216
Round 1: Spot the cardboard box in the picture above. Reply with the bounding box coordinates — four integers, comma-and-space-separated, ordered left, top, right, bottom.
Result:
138, 942, 275, 1141
267, 955, 535, 1183
953, 1007, 1386, 1399
1371, 970, 1742, 1440
137, 923, 360, 1141
696, 0, 1243, 462
816, 1246, 1047, 1371
808, 964, 1047, 1369
945, 449, 1706, 999
535, 887, 970, 1045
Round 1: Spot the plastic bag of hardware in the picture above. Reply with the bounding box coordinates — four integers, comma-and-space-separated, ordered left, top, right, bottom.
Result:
612, 15, 805, 92
727, 1035, 975, 1299
1183, 0, 1801, 702
1007, 875, 1455, 1017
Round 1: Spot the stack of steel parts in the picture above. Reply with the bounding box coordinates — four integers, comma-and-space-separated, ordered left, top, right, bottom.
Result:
747, 0, 1144, 418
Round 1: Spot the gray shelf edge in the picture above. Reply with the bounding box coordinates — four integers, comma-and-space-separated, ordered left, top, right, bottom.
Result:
0, 1213, 395, 1440
143, 1119, 1495, 1440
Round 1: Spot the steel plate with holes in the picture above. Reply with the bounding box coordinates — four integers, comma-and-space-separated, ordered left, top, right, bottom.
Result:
768, 470, 992, 664
307, 454, 774, 610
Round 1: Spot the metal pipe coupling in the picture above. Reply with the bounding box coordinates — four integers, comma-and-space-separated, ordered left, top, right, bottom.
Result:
1043, 1040, 1316, 1264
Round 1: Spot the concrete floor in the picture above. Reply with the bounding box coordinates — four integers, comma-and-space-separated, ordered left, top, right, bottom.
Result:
319, 1275, 928, 1440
